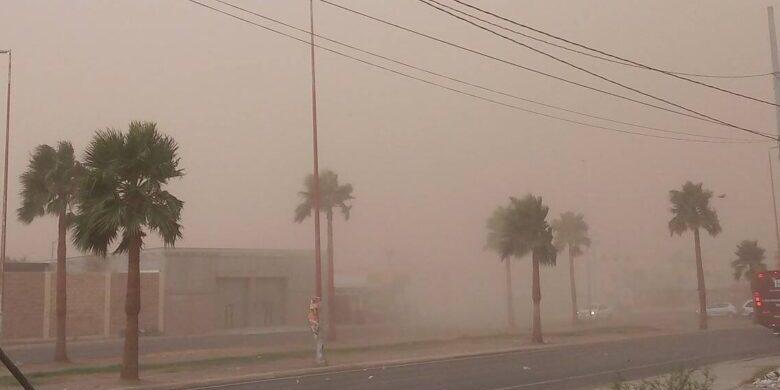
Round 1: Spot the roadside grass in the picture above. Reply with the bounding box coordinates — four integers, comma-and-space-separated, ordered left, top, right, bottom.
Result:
743, 365, 778, 385
611, 369, 714, 390
0, 325, 657, 387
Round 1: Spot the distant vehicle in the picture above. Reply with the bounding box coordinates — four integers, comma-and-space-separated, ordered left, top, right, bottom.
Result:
742, 299, 754, 317
751, 270, 780, 334
703, 302, 737, 317
578, 304, 613, 320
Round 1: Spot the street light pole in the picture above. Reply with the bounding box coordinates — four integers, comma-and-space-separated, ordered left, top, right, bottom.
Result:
769, 147, 780, 268
307, 1, 325, 364
0, 49, 11, 332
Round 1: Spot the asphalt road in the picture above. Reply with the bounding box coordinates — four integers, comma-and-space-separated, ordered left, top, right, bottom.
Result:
185, 327, 780, 390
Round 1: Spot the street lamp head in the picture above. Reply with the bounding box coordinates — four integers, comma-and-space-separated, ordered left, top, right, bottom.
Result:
0, 50, 8, 54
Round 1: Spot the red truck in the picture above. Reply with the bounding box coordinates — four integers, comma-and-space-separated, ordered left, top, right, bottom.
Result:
751, 270, 780, 334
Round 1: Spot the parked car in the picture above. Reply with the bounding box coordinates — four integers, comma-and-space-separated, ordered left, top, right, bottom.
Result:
577, 304, 613, 320
742, 299, 754, 317
702, 302, 738, 317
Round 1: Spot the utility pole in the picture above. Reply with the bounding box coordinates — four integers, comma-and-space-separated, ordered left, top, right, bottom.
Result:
769, 148, 780, 267
0, 49, 11, 334
587, 245, 593, 310
769, 7, 780, 268
769, 7, 780, 152
308, 0, 325, 364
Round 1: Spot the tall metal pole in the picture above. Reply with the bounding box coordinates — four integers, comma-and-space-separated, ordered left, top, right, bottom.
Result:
768, 148, 780, 267
0, 50, 11, 330
308, 0, 323, 308
769, 7, 780, 152
769, 7, 780, 268
308, 1, 325, 364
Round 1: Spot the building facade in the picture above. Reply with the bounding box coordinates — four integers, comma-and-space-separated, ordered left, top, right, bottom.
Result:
63, 247, 314, 336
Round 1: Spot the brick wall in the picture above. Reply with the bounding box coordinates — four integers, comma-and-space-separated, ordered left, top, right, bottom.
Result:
2, 271, 159, 341
109, 273, 159, 336
3, 272, 45, 339
48, 273, 106, 338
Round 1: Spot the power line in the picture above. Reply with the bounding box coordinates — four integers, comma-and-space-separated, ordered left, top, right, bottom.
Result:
419, 0, 777, 141
427, 0, 774, 80
184, 0, 764, 144
319, 0, 777, 141
447, 0, 780, 105
209, 0, 762, 143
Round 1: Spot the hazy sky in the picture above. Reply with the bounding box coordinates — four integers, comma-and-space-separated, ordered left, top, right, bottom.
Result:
2, 0, 780, 287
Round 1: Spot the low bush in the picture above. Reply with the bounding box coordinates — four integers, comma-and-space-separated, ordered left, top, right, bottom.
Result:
611, 369, 714, 390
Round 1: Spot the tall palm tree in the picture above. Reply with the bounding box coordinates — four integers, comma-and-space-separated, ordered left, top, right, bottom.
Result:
73, 122, 183, 380
502, 194, 557, 343
17, 141, 82, 362
668, 181, 721, 330
294, 169, 353, 341
486, 205, 516, 331
731, 240, 766, 283
551, 211, 591, 325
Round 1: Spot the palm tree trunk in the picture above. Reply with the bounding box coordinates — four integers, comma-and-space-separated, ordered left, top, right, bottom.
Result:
693, 228, 708, 330
53, 211, 68, 362
569, 247, 578, 326
531, 255, 543, 344
326, 211, 336, 341
121, 234, 141, 381
505, 259, 515, 331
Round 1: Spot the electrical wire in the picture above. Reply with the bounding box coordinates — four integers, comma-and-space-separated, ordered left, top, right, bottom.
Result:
427, 0, 774, 79
447, 0, 780, 103
209, 0, 763, 143
418, 0, 777, 141
320, 0, 777, 141
184, 0, 769, 144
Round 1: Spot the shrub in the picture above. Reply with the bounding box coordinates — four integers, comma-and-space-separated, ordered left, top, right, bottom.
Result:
610, 369, 714, 390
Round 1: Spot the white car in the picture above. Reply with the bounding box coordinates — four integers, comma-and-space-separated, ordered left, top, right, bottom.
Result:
577, 304, 613, 320
704, 302, 738, 317
742, 299, 754, 317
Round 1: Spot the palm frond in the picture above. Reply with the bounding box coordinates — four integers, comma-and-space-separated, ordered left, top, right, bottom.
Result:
17, 142, 81, 223
75, 122, 184, 255
668, 181, 721, 238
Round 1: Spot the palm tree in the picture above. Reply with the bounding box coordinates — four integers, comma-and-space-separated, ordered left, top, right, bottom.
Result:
486, 205, 516, 331
294, 169, 353, 341
551, 211, 591, 325
668, 181, 721, 330
17, 141, 82, 362
502, 194, 557, 343
73, 122, 183, 380
731, 240, 766, 283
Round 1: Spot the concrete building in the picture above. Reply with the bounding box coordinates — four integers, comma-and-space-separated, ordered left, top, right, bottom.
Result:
67, 247, 314, 336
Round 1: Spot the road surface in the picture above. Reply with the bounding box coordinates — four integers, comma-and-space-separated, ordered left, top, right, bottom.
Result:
185, 327, 780, 390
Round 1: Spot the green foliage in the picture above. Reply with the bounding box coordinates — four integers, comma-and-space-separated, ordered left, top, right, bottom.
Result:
72, 121, 184, 256
294, 169, 354, 222
668, 181, 721, 237
485, 194, 557, 265
731, 240, 767, 281
486, 206, 513, 261
551, 211, 591, 257
17, 141, 82, 224
611, 369, 714, 390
